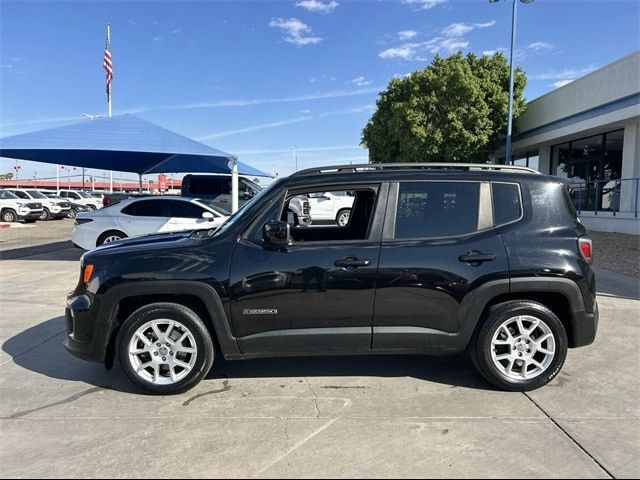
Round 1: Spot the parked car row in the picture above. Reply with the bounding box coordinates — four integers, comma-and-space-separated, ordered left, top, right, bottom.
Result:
0, 188, 105, 223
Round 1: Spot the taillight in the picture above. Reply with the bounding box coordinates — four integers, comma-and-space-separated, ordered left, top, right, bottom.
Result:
103, 197, 110, 206
579, 237, 593, 263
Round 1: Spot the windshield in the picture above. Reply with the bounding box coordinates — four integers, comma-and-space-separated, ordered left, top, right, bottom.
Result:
78, 191, 92, 198
0, 190, 19, 200
27, 190, 48, 199
195, 199, 230, 216
207, 180, 281, 237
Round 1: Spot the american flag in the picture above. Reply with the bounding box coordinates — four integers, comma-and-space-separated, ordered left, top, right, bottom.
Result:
103, 24, 113, 99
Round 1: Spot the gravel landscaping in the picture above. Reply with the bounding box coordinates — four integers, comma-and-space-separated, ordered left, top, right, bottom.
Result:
590, 231, 640, 278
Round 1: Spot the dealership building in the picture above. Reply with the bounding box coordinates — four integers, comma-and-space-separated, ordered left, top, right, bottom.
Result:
499, 51, 640, 234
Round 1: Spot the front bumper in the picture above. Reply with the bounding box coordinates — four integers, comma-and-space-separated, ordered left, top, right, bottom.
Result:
52, 209, 70, 219
18, 211, 42, 221
64, 293, 111, 364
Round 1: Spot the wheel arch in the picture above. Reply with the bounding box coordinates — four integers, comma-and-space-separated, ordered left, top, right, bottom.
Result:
466, 278, 586, 349
102, 281, 239, 369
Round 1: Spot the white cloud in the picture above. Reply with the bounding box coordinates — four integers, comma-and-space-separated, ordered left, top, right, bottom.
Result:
398, 30, 418, 41
482, 47, 508, 56
528, 41, 554, 52
352, 76, 373, 87
379, 43, 424, 61
380, 20, 494, 61
127, 19, 137, 26
171, 28, 182, 35
269, 18, 323, 46
1, 89, 383, 131
552, 79, 574, 89
198, 117, 313, 140
530, 64, 599, 81
401, 0, 447, 10
152, 37, 162, 42
443, 21, 496, 37
295, 0, 339, 14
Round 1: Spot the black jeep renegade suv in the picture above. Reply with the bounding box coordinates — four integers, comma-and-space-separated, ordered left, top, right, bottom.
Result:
65, 163, 598, 395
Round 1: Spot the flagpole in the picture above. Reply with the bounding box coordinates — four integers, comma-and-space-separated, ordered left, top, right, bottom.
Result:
106, 23, 114, 192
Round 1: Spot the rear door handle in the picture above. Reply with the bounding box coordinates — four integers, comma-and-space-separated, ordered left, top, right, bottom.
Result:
459, 251, 496, 264
335, 256, 371, 269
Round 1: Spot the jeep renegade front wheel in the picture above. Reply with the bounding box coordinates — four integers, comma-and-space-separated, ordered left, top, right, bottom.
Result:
118, 303, 215, 395
470, 301, 568, 391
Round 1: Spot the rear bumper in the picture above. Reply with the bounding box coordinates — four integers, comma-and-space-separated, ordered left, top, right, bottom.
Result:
571, 301, 599, 348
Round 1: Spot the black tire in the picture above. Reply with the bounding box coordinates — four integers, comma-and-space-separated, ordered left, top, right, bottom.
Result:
67, 209, 77, 219
39, 208, 51, 221
96, 230, 127, 246
336, 208, 351, 227
470, 300, 568, 392
1, 209, 18, 223
117, 303, 215, 395
24, 219, 37, 223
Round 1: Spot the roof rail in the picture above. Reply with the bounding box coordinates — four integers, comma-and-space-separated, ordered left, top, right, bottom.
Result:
291, 163, 542, 177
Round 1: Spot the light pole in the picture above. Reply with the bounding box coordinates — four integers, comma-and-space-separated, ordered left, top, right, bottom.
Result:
291, 146, 298, 172
490, 0, 533, 164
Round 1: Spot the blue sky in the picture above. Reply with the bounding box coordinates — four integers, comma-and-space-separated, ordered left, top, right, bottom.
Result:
1, 0, 639, 182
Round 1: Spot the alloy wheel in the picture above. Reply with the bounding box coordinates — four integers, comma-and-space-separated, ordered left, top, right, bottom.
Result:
128, 319, 198, 385
2, 211, 16, 222
490, 315, 556, 381
102, 234, 123, 244
337, 211, 350, 227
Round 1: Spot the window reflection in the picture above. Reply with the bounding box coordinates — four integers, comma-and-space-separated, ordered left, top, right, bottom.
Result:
551, 129, 624, 212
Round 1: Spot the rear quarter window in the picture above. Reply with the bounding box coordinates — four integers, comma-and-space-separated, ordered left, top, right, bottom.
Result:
492, 183, 522, 225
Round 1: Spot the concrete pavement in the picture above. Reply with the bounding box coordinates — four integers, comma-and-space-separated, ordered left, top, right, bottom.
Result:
0, 247, 638, 478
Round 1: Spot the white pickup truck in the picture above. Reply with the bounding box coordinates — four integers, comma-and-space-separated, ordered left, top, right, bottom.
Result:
0, 189, 43, 223
307, 191, 355, 227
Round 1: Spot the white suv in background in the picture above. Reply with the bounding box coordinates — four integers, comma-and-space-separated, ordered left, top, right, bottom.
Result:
5, 188, 71, 220
57, 189, 102, 210
307, 191, 355, 227
0, 189, 43, 223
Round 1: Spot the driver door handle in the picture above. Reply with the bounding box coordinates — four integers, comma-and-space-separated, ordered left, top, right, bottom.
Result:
335, 257, 371, 269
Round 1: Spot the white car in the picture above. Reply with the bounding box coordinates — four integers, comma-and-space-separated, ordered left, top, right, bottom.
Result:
57, 189, 102, 210
0, 189, 43, 223
307, 191, 355, 227
5, 188, 71, 220
72, 196, 229, 250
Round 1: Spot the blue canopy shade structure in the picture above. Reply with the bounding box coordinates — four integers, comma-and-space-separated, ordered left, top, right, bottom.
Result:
0, 114, 268, 177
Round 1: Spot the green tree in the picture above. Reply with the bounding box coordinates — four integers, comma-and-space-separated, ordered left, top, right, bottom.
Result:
362, 52, 527, 163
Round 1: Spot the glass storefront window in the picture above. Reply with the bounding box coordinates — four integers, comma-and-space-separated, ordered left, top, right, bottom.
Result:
551, 142, 571, 179
551, 129, 624, 212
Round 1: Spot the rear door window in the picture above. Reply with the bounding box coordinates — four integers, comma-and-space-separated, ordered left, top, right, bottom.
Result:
168, 201, 207, 219
395, 182, 480, 239
122, 200, 170, 217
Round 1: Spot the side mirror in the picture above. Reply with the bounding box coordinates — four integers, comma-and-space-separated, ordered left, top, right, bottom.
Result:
263, 220, 290, 247
202, 211, 215, 222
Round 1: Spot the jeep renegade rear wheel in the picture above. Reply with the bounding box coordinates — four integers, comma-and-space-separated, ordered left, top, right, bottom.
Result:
118, 303, 215, 395
470, 300, 568, 391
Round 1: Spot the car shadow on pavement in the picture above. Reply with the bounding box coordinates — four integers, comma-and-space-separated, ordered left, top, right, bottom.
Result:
0, 243, 82, 261
2, 316, 138, 394
4, 316, 493, 393
208, 355, 493, 391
